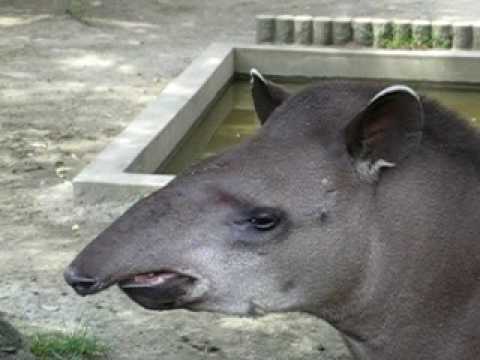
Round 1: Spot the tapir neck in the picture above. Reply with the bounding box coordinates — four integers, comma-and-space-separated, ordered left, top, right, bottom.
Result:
334, 154, 480, 360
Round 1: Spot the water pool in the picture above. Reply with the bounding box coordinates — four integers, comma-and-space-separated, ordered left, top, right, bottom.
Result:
160, 80, 480, 174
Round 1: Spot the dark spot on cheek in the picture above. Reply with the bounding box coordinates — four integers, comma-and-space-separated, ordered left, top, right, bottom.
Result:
320, 211, 328, 223
256, 249, 269, 256
280, 279, 296, 293
212, 189, 243, 208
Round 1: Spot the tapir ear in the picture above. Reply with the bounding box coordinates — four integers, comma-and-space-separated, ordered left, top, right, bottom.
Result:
250, 68, 290, 125
345, 85, 424, 182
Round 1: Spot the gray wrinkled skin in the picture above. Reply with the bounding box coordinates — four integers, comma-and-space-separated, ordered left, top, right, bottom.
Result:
67, 75, 480, 360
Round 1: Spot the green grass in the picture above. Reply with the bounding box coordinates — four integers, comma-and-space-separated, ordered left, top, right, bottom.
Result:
382, 37, 410, 49
65, 0, 90, 25
30, 329, 108, 360
432, 36, 452, 49
381, 34, 434, 50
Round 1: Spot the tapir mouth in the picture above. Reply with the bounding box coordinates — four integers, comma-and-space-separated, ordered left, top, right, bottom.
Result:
117, 270, 201, 311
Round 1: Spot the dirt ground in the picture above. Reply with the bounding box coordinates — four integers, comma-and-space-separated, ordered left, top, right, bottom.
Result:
0, 1, 478, 359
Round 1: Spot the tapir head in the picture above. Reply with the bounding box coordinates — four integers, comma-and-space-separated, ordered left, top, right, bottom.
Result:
65, 71, 423, 318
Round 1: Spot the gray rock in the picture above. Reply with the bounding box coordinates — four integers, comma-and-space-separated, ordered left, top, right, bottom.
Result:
0, 318, 35, 360
98, 310, 353, 360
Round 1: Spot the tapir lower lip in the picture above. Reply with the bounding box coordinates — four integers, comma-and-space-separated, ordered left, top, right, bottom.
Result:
116, 270, 201, 310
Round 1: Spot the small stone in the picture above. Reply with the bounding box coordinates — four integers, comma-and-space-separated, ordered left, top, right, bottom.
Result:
55, 165, 70, 178
41, 304, 60, 312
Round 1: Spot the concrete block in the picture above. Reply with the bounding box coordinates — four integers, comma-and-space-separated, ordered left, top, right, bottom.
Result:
432, 21, 453, 49
472, 23, 480, 50
294, 15, 313, 45
255, 15, 275, 43
393, 20, 412, 48
372, 19, 393, 48
313, 17, 332, 45
332, 18, 352, 45
275, 15, 294, 44
453, 22, 473, 49
412, 20, 432, 48
353, 18, 373, 46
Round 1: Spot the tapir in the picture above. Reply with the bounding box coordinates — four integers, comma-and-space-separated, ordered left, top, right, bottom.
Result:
65, 70, 480, 360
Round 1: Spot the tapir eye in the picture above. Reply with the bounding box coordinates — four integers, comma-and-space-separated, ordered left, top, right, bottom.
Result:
248, 207, 282, 231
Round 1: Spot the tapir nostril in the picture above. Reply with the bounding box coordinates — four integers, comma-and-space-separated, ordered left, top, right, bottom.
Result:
64, 266, 102, 296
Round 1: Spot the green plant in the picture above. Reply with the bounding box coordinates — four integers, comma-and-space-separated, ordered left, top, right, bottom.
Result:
374, 26, 393, 48
30, 329, 108, 360
383, 35, 412, 49
412, 37, 433, 49
432, 36, 453, 49
65, 0, 89, 23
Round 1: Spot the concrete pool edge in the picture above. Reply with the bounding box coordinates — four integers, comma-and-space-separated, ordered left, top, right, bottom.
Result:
235, 44, 480, 83
74, 43, 480, 203
73, 43, 234, 202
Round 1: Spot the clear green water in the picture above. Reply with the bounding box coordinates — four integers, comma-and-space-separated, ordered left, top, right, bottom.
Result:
160, 80, 480, 174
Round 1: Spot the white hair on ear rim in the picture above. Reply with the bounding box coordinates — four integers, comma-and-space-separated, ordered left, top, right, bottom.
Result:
369, 85, 420, 104
355, 159, 396, 183
250, 68, 266, 84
